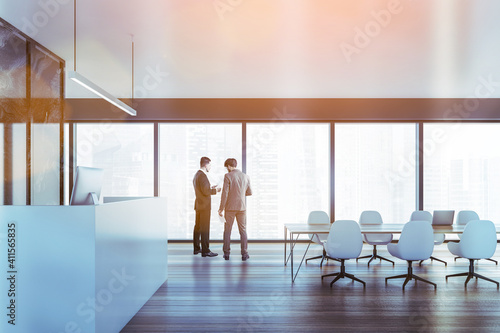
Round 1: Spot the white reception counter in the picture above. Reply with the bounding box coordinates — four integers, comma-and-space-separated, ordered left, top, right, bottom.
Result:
0, 197, 168, 333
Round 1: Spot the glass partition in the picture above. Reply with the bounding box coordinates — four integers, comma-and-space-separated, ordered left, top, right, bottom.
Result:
1, 24, 28, 204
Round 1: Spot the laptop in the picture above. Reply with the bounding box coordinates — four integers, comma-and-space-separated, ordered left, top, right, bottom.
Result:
432, 210, 455, 225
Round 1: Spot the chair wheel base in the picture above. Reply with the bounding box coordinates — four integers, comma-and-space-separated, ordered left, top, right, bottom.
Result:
321, 259, 366, 288
357, 254, 394, 266
386, 261, 436, 290
446, 271, 499, 288
322, 272, 366, 288
305, 255, 323, 264
446, 259, 499, 288
386, 273, 436, 290
419, 256, 447, 266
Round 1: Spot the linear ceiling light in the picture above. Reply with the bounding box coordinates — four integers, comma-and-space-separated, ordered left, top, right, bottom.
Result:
68, 71, 137, 116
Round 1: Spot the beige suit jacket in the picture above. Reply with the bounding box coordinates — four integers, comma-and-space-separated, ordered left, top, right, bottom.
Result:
219, 169, 252, 211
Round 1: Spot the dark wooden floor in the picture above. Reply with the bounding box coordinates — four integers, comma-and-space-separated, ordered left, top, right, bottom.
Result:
121, 242, 500, 332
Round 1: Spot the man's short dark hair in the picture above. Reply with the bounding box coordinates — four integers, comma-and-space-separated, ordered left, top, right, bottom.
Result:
224, 158, 237, 168
200, 157, 211, 168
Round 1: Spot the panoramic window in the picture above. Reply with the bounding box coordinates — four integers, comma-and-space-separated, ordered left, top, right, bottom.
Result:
159, 123, 242, 240
335, 123, 417, 223
246, 123, 330, 239
424, 123, 500, 222
76, 123, 154, 197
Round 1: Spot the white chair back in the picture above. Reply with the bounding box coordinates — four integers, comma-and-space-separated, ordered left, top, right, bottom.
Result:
359, 210, 392, 243
411, 210, 443, 244
325, 220, 363, 259
396, 221, 434, 261
459, 220, 497, 259
307, 211, 330, 243
410, 211, 432, 223
359, 210, 383, 225
457, 210, 480, 226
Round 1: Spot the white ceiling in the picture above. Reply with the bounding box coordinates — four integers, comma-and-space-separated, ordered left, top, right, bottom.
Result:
2, 0, 500, 98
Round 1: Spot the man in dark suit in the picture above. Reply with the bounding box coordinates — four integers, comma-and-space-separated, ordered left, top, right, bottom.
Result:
218, 158, 252, 261
193, 157, 220, 257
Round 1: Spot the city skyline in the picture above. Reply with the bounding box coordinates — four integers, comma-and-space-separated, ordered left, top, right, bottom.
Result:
73, 123, 500, 239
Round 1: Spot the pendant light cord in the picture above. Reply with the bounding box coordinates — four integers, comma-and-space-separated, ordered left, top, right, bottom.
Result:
132, 35, 134, 100
74, 0, 77, 71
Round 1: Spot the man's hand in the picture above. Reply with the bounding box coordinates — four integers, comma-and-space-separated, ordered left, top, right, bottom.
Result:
216, 186, 221, 193
218, 209, 223, 216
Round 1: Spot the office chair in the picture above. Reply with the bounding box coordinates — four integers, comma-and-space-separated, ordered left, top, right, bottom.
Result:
454, 211, 496, 264
305, 211, 333, 267
357, 210, 394, 266
385, 221, 437, 290
446, 220, 499, 288
321, 220, 365, 287
410, 211, 447, 266
456, 210, 479, 239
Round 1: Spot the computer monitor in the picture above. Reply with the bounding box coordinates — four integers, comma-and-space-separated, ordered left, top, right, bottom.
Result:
70, 166, 104, 205
432, 210, 455, 225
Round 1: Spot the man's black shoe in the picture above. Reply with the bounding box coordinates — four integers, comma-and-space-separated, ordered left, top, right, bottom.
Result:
202, 251, 218, 257
193, 250, 201, 255
223, 254, 230, 260
242, 254, 250, 261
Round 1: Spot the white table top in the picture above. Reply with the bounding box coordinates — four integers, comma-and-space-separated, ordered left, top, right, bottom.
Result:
284, 223, 483, 234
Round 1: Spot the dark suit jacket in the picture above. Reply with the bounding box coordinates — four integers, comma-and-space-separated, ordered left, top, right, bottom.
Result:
219, 169, 252, 212
193, 170, 216, 211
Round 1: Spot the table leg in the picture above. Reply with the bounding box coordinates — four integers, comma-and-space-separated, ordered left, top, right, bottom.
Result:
292, 236, 313, 283
285, 233, 300, 266
290, 231, 293, 282
284, 225, 287, 266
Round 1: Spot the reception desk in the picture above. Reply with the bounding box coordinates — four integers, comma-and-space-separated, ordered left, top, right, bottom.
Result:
0, 197, 168, 333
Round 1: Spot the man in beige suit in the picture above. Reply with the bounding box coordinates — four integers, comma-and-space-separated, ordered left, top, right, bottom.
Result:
218, 158, 252, 261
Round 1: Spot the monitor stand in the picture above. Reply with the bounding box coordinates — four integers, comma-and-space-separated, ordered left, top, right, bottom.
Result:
89, 192, 99, 205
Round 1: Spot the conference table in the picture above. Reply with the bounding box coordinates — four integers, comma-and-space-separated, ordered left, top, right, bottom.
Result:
284, 223, 474, 283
